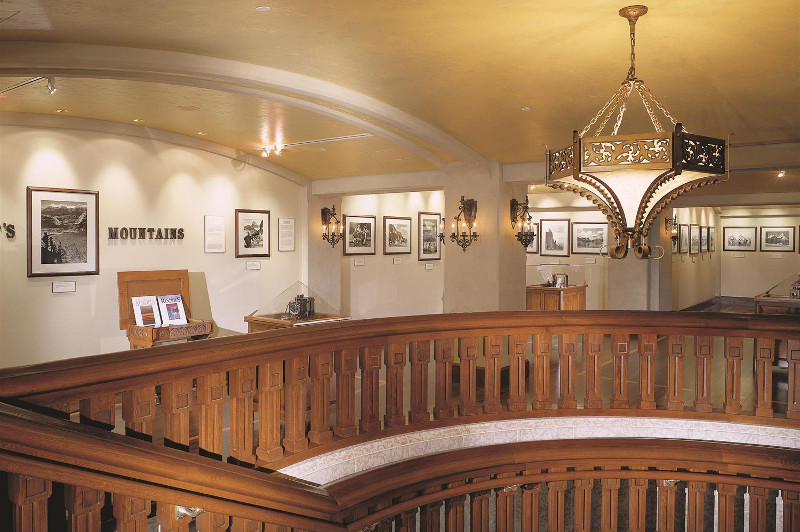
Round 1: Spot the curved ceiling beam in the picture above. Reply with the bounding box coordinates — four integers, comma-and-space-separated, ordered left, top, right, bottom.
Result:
0, 41, 489, 170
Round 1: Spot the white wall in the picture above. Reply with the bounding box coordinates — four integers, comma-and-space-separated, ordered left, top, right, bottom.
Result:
341, 191, 444, 318
670, 207, 720, 309
720, 212, 800, 297
0, 126, 305, 368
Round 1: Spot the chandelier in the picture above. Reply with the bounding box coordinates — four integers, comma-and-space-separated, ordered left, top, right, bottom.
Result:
545, 5, 727, 259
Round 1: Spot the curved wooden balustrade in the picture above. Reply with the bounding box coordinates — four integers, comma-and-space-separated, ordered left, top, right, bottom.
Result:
1, 310, 799, 530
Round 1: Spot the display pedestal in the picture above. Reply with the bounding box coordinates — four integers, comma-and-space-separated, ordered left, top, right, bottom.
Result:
526, 284, 587, 311
117, 269, 212, 349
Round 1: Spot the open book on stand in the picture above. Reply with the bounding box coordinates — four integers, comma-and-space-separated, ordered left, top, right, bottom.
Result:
131, 296, 162, 327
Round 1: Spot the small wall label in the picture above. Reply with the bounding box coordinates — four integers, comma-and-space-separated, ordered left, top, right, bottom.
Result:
52, 281, 76, 293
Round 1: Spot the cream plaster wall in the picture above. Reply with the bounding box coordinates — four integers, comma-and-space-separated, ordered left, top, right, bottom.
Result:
670, 207, 720, 310
341, 191, 444, 319
0, 126, 305, 368
720, 213, 800, 297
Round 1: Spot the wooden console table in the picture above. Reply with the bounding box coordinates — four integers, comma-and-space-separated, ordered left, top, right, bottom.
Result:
526, 284, 587, 311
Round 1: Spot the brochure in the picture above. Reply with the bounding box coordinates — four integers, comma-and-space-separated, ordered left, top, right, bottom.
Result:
131, 295, 162, 327
157, 294, 188, 326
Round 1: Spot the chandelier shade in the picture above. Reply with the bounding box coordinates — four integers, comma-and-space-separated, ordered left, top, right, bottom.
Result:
545, 5, 727, 259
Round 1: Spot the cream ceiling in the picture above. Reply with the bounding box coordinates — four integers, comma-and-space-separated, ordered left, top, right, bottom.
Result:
1, 0, 798, 181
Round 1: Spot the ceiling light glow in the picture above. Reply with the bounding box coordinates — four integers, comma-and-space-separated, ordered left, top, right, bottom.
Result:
255, 6, 271, 11
777, 170, 786, 179
196, 131, 207, 136
46, 77, 56, 94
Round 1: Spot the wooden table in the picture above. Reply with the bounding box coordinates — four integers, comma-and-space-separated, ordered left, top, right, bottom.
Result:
526, 284, 586, 311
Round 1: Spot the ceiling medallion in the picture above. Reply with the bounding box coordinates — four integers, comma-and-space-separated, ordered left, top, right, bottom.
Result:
545, 5, 728, 259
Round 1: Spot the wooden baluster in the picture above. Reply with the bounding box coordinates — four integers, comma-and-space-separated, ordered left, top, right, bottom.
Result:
196, 511, 230, 532
558, 334, 578, 409
333, 349, 358, 437
666, 335, 686, 411
657, 480, 677, 532
470, 489, 491, 532
409, 341, 432, 423
230, 517, 263, 532
229, 366, 257, 463
122, 386, 155, 440
359, 346, 382, 432
784, 490, 800, 532
434, 338, 455, 419
693, 335, 713, 412
787, 340, 800, 420
716, 483, 737, 532
384, 343, 407, 427
627, 476, 648, 532
197, 372, 226, 459
8, 474, 52, 532
638, 334, 657, 409
686, 481, 706, 531
112, 492, 150, 532
79, 394, 116, 429
507, 333, 528, 411
521, 483, 541, 532
420, 500, 443, 532
256, 361, 284, 462
754, 338, 774, 417
724, 336, 744, 414
610, 334, 630, 409
574, 478, 593, 532
161, 379, 192, 450
547, 471, 567, 532
395, 508, 418, 532
262, 524, 290, 532
748, 486, 768, 532
156, 502, 191, 532
458, 336, 479, 415
495, 484, 518, 532
284, 354, 310, 452
64, 484, 105, 532
309, 352, 334, 444
481, 336, 502, 414
585, 333, 604, 408
444, 493, 466, 532
600, 477, 620, 532
532, 331, 552, 410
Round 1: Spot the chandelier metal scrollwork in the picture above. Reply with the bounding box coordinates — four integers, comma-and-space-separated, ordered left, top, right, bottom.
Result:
545, 5, 728, 259
450, 196, 479, 252
321, 204, 344, 248
510, 197, 537, 248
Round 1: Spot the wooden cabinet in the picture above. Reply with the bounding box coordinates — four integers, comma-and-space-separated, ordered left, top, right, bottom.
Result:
526, 284, 587, 311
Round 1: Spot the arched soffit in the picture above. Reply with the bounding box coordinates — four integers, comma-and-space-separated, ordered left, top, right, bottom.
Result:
0, 41, 488, 171
278, 416, 799, 486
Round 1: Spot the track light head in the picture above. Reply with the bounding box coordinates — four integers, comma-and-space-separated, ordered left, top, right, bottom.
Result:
46, 77, 56, 94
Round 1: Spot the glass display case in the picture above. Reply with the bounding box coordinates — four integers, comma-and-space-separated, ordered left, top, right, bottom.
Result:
244, 281, 350, 332
755, 272, 800, 315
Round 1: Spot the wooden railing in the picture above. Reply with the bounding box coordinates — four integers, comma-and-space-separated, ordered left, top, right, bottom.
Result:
1, 311, 799, 530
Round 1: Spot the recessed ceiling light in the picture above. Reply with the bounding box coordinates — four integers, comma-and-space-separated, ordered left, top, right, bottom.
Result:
54, 108, 68, 113
178, 105, 200, 112
521, 106, 531, 112
133, 118, 144, 123
255, 6, 271, 12
320, 147, 327, 152
196, 131, 208, 136
777, 170, 786, 179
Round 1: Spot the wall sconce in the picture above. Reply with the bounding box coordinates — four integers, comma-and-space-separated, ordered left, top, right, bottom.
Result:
450, 196, 478, 252
437, 217, 446, 245
321, 204, 344, 247
510, 197, 537, 248
664, 213, 677, 234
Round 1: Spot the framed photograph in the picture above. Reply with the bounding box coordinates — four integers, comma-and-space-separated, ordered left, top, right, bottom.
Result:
678, 224, 690, 253
571, 222, 608, 254
722, 226, 756, 252
526, 222, 540, 254
700, 225, 708, 252
418, 212, 442, 260
540, 219, 570, 257
708, 227, 716, 252
689, 224, 701, 255
235, 209, 270, 258
760, 226, 796, 252
344, 214, 376, 256
27, 186, 99, 277
554, 273, 568, 288
383, 216, 412, 254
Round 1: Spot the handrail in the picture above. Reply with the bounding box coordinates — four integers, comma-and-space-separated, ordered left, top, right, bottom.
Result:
1, 310, 798, 401
0, 400, 345, 531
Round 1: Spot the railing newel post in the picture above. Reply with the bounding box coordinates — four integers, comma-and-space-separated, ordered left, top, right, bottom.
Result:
531, 331, 552, 410
408, 340, 432, 423
638, 334, 657, 409
228, 366, 257, 464
667, 335, 686, 411
584, 332, 604, 409
309, 352, 334, 444
256, 361, 284, 462
284, 354, 310, 452
723, 336, 744, 414
359, 345, 382, 433
754, 338, 775, 417
507, 333, 528, 411
384, 343, 407, 428
693, 335, 713, 413
433, 338, 455, 420
458, 336, 479, 416
610, 333, 630, 409
483, 335, 504, 414
557, 334, 578, 409
333, 349, 358, 437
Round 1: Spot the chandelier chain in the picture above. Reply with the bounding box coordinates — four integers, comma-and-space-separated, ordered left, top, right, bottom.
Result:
581, 85, 626, 137
593, 90, 624, 137
612, 81, 635, 135
627, 19, 637, 80
634, 81, 664, 133
639, 84, 688, 133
